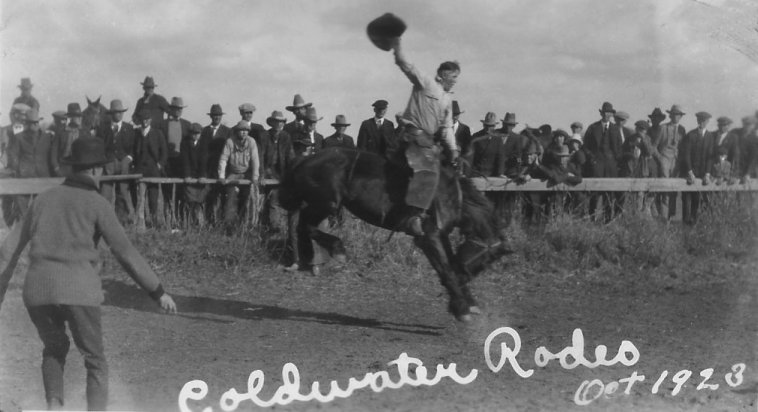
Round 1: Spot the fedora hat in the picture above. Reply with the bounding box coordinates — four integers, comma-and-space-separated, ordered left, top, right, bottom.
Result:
303, 107, 322, 123
207, 104, 225, 116
452, 101, 463, 115
25, 109, 43, 123
481, 112, 499, 126
67, 103, 83, 117
367, 13, 407, 52
106, 99, 128, 113
648, 107, 666, 121
502, 112, 518, 125
372, 99, 389, 109
18, 77, 33, 89
62, 137, 111, 168
169, 97, 187, 108
266, 110, 287, 127
233, 120, 251, 131
140, 76, 157, 88
285, 94, 312, 112
599, 102, 616, 113
666, 104, 685, 115
331, 114, 350, 127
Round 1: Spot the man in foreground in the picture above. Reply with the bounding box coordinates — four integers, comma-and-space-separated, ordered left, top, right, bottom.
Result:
0, 137, 177, 411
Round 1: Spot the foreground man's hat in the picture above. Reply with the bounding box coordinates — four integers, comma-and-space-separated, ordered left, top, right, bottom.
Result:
62, 137, 111, 167
266, 110, 287, 126
367, 13, 407, 51
331, 114, 350, 127
286, 94, 312, 112
107, 100, 128, 113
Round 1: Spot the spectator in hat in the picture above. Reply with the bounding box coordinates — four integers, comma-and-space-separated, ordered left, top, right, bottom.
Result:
218, 121, 260, 231
51, 103, 88, 177
357, 99, 396, 159
583, 102, 623, 222
0, 137, 177, 411
621, 120, 655, 215
469, 112, 505, 178
613, 111, 634, 145
710, 146, 733, 186
180, 123, 210, 225
653, 104, 686, 220
570, 121, 583, 144
201, 104, 232, 224
2, 103, 31, 167
735, 115, 758, 182
324, 115, 356, 149
258, 110, 295, 231
714, 116, 740, 174
291, 107, 324, 157
283, 94, 312, 135
159, 97, 191, 177
496, 112, 527, 177
48, 110, 68, 137
132, 76, 169, 125
238, 103, 266, 143
452, 101, 472, 156
11, 78, 40, 122
97, 100, 136, 219
134, 109, 168, 225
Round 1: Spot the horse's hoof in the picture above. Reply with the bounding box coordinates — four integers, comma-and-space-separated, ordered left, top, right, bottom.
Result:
469, 306, 482, 315
458, 314, 473, 322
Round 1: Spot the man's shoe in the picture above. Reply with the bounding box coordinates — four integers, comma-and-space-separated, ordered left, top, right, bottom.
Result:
405, 215, 425, 236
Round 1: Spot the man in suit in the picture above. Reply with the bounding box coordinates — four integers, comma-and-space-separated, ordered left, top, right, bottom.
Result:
159, 97, 192, 178
496, 112, 525, 177
259, 111, 295, 232
680, 111, 716, 224
469, 112, 504, 177
6, 110, 52, 223
201, 104, 232, 224
357, 99, 396, 159
134, 109, 168, 225
283, 94, 312, 136
51, 103, 89, 177
324, 115, 356, 149
610, 111, 633, 216
180, 123, 210, 225
98, 99, 136, 219
238, 103, 266, 144
653, 104, 687, 220
291, 107, 324, 157
132, 76, 169, 125
452, 101, 472, 156
583, 102, 623, 222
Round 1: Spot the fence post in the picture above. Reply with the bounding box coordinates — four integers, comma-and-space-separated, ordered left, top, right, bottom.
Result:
136, 181, 146, 232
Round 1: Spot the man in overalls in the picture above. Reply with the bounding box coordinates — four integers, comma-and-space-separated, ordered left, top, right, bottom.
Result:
390, 38, 460, 236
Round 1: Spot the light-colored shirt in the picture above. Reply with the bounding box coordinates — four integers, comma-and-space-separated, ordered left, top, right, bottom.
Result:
395, 57, 455, 152
218, 136, 260, 180
167, 119, 182, 153
658, 122, 683, 158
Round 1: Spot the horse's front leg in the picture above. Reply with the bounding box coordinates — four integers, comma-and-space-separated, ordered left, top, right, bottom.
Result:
414, 233, 471, 321
440, 233, 480, 315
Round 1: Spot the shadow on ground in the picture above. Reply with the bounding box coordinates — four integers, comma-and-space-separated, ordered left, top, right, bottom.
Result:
102, 279, 443, 336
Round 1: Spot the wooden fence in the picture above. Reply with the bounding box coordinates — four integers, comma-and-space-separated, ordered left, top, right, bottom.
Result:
1, 176, 757, 230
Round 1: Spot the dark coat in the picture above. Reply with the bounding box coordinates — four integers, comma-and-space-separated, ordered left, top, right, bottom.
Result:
740, 131, 758, 178
568, 148, 587, 177
291, 130, 324, 157
680, 128, 716, 178
357, 118, 396, 158
258, 129, 295, 180
158, 118, 192, 156
454, 121, 472, 154
620, 133, 653, 178
202, 124, 232, 178
248, 122, 267, 145
501, 131, 527, 176
283, 120, 305, 136
134, 128, 168, 177
50, 126, 89, 175
8, 129, 52, 177
323, 132, 356, 149
97, 122, 135, 161
470, 131, 505, 177
133, 93, 170, 125
180, 136, 209, 178
714, 130, 741, 174
583, 121, 623, 177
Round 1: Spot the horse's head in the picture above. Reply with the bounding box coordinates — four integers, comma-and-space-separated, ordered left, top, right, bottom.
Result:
82, 95, 107, 130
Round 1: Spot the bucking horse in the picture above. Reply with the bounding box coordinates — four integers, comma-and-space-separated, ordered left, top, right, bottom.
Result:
277, 147, 511, 321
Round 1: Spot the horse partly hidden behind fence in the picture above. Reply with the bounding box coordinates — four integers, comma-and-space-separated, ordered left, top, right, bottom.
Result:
81, 96, 108, 133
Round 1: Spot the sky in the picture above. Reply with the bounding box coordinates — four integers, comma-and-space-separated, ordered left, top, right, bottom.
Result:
1, 0, 757, 134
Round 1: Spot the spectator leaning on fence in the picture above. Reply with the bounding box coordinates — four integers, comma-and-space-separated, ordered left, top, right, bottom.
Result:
653, 104, 686, 221
134, 108, 168, 226
0, 136, 177, 411
218, 120, 260, 230
98, 99, 136, 219
323, 115, 356, 149
180, 122, 210, 225
680, 111, 716, 224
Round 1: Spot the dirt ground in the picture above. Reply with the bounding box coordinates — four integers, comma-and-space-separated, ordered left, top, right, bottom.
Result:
1, 228, 757, 412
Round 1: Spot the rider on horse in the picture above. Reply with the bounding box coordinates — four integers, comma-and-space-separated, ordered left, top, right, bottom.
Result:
390, 38, 461, 236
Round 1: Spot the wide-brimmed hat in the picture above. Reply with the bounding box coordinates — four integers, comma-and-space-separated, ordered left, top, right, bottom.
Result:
106, 99, 128, 113
190, 123, 203, 134
25, 109, 43, 123
285, 94, 312, 111
266, 110, 287, 127
367, 13, 407, 52
695, 111, 712, 121
452, 101, 463, 115
481, 112, 499, 126
599, 102, 616, 113
52, 110, 68, 120
140, 76, 157, 88
648, 107, 666, 121
18, 77, 33, 89
207, 104, 225, 116
67, 103, 83, 117
303, 107, 322, 123
502, 112, 517, 125
716, 116, 732, 126
233, 120, 251, 131
666, 104, 685, 115
331, 114, 350, 127
614, 111, 630, 121
169, 97, 186, 108
61, 137, 111, 167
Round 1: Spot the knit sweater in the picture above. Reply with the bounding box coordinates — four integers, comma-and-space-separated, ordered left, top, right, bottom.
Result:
0, 174, 162, 307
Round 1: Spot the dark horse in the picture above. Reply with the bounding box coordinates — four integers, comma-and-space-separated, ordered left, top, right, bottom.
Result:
81, 96, 108, 132
277, 147, 510, 321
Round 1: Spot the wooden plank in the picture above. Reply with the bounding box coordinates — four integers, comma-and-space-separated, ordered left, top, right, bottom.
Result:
471, 177, 758, 192
136, 182, 147, 232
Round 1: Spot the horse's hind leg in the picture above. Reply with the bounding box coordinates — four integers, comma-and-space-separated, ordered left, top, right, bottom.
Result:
414, 234, 471, 321
440, 234, 480, 314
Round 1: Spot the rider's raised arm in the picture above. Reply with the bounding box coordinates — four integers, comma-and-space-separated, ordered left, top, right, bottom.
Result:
392, 39, 421, 88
